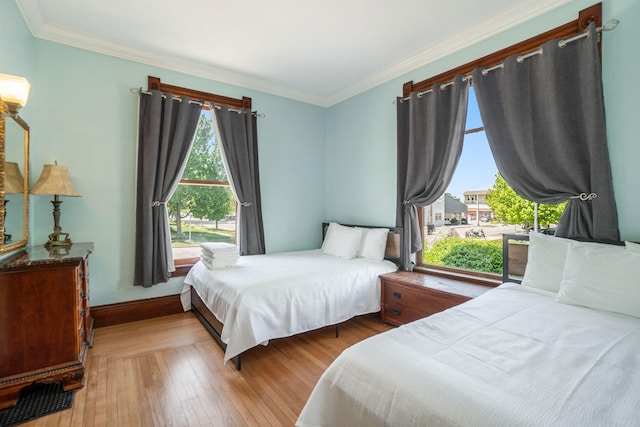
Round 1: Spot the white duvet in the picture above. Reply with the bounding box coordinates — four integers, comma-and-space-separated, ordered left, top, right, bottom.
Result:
181, 249, 397, 363
297, 283, 640, 427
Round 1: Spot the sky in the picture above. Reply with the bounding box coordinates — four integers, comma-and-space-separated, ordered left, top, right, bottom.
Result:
445, 88, 498, 201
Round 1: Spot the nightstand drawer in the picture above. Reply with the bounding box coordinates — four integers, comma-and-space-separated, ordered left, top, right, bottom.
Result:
383, 282, 433, 310
382, 304, 431, 325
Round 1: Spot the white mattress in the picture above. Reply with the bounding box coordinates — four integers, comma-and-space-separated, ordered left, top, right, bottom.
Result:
181, 249, 397, 363
297, 283, 640, 427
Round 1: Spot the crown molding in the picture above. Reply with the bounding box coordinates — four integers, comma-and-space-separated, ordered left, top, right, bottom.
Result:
18, 0, 571, 108
324, 0, 573, 106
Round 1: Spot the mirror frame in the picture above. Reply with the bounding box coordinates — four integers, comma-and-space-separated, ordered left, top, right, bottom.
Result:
0, 101, 29, 254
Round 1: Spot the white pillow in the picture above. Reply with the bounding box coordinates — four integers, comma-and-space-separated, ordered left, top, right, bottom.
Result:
521, 233, 575, 293
625, 241, 640, 252
556, 242, 640, 318
321, 223, 362, 259
357, 227, 390, 261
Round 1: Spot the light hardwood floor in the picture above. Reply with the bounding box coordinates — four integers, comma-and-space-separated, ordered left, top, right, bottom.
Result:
23, 312, 392, 427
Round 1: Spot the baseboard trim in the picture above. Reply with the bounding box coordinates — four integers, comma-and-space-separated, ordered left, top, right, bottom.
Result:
91, 294, 184, 328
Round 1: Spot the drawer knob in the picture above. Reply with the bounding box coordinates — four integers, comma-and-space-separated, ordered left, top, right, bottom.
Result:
393, 291, 402, 299
80, 310, 86, 318
393, 309, 402, 315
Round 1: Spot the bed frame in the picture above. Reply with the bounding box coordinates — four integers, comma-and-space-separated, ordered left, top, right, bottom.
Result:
190, 223, 404, 370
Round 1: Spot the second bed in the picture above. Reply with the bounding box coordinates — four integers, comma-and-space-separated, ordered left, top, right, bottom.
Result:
181, 223, 402, 368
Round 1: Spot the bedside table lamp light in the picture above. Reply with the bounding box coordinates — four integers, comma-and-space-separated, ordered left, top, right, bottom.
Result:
3, 162, 24, 243
30, 162, 80, 249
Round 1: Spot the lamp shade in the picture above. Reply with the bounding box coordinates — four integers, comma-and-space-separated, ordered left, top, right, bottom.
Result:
30, 164, 80, 197
0, 73, 30, 109
4, 162, 24, 194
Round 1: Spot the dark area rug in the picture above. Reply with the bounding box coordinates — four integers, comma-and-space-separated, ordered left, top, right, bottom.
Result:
0, 383, 74, 426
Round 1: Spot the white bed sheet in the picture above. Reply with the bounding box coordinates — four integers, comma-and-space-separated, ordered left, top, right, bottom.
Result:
297, 283, 640, 427
181, 249, 397, 363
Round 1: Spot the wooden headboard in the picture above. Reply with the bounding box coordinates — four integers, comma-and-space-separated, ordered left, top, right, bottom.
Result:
322, 223, 404, 267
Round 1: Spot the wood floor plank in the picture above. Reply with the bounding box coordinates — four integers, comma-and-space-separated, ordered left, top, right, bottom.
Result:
20, 312, 391, 426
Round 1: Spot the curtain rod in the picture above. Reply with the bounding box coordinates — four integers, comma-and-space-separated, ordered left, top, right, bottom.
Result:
130, 88, 265, 118
397, 19, 619, 103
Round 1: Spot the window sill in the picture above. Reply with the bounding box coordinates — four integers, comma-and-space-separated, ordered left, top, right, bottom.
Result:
171, 256, 199, 278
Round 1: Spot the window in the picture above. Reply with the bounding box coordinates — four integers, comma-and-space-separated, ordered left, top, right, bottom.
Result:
418, 87, 566, 279
418, 88, 503, 278
406, 1, 601, 281
169, 109, 236, 273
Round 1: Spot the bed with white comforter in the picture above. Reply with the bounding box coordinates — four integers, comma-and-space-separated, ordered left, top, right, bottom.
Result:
297, 234, 640, 426
182, 249, 397, 363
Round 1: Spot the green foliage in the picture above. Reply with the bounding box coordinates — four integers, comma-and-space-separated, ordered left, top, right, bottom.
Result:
486, 173, 566, 227
168, 111, 235, 234
425, 237, 503, 274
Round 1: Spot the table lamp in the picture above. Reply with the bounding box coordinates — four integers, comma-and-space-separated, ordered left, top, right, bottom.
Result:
30, 162, 80, 248
3, 161, 24, 243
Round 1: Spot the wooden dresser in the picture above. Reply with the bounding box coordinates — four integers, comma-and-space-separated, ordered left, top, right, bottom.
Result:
380, 271, 491, 326
0, 242, 93, 409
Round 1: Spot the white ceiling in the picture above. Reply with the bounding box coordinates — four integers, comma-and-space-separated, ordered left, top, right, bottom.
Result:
16, 0, 570, 107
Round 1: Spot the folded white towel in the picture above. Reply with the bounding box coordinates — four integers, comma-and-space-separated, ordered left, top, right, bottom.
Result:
202, 248, 237, 258
201, 242, 237, 252
201, 252, 239, 264
200, 242, 238, 270
200, 254, 238, 270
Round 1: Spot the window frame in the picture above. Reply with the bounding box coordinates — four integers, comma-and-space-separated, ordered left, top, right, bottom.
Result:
407, 4, 601, 284
146, 76, 250, 277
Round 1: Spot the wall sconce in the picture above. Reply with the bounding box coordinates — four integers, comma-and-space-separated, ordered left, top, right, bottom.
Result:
30, 162, 81, 249
3, 162, 24, 243
0, 73, 31, 116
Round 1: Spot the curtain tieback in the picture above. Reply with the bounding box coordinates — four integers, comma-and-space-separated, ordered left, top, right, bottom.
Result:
402, 200, 411, 205
151, 201, 166, 207
239, 201, 252, 207
570, 192, 598, 201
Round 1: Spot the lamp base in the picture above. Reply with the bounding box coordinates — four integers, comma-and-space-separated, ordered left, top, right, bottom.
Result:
44, 231, 72, 249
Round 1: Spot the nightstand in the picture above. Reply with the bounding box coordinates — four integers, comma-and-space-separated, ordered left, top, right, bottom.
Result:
380, 271, 492, 326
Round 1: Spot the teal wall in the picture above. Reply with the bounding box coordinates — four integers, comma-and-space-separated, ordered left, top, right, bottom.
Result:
1, 1, 326, 305
2, 0, 638, 306
325, 0, 640, 244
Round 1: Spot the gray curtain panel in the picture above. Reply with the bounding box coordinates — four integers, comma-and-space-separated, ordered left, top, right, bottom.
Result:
396, 75, 469, 270
472, 22, 619, 243
134, 91, 202, 287
213, 106, 265, 255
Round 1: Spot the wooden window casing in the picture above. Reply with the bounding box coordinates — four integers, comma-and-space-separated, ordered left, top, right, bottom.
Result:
403, 4, 601, 97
